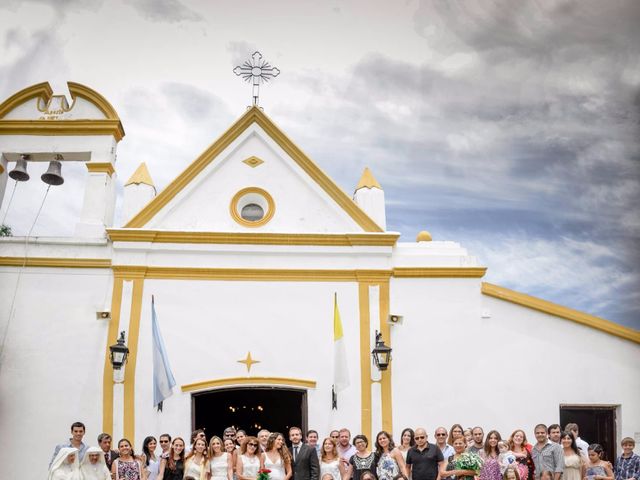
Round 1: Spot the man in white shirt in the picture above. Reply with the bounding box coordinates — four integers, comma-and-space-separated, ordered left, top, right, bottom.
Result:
434, 427, 454, 459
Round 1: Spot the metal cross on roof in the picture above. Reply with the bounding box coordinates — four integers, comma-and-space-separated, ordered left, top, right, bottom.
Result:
233, 51, 280, 106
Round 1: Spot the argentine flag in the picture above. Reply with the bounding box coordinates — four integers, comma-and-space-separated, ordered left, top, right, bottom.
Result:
152, 296, 176, 411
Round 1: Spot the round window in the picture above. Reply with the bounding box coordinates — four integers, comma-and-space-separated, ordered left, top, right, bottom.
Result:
241, 203, 264, 221
229, 187, 275, 227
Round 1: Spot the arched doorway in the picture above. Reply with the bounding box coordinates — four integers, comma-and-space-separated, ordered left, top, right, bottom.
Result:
192, 387, 307, 438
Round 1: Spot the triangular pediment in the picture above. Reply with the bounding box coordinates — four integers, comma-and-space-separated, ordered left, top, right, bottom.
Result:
125, 107, 382, 233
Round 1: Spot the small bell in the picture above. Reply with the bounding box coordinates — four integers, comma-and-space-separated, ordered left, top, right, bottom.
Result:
41, 160, 64, 186
9, 154, 30, 182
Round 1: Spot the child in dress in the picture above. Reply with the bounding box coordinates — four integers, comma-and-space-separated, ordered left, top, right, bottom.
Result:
498, 441, 517, 474
586, 444, 614, 480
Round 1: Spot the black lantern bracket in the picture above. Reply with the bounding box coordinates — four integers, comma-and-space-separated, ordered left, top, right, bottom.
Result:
371, 330, 392, 371
109, 331, 129, 370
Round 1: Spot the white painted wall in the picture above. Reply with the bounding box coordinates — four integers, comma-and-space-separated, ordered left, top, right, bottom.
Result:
133, 279, 363, 441
0, 266, 113, 480
390, 277, 640, 450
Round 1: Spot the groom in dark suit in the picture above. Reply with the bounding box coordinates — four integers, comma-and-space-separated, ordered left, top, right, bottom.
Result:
289, 427, 319, 480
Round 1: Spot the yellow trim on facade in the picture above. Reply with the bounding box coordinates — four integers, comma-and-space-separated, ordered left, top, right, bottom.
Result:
0, 256, 111, 268
111, 265, 394, 282
102, 277, 123, 434
0, 119, 124, 141
123, 278, 145, 445
355, 167, 382, 191
86, 162, 115, 177
123, 107, 382, 232
125, 162, 155, 188
482, 282, 640, 344
358, 283, 372, 441
0, 82, 53, 118
181, 376, 316, 392
0, 163, 4, 174
107, 229, 400, 246
229, 187, 276, 228
379, 282, 393, 433
67, 82, 121, 121
393, 267, 487, 278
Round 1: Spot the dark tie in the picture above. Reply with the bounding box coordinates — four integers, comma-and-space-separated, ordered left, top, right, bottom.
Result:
105, 453, 109, 464
294, 446, 298, 462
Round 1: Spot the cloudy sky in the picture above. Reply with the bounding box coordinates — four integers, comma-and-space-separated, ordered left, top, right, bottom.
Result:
1, 0, 639, 329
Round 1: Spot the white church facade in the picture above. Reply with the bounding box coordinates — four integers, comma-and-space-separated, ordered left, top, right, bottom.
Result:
0, 82, 638, 480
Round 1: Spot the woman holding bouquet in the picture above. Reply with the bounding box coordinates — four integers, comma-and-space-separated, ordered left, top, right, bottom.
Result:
441, 437, 481, 480
261, 433, 292, 480
479, 431, 502, 480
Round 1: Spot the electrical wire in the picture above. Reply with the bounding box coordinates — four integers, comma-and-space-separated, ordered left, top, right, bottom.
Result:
1, 180, 18, 225
0, 185, 51, 367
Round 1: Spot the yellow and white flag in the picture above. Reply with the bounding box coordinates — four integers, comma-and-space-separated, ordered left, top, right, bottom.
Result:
333, 293, 350, 394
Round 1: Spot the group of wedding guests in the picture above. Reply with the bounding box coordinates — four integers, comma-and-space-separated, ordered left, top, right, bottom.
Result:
48, 421, 639, 480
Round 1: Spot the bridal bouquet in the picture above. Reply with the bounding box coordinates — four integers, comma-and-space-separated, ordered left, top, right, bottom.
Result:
257, 469, 271, 480
454, 452, 483, 480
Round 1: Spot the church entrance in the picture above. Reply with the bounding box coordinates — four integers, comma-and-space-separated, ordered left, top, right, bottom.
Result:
192, 387, 307, 438
560, 405, 617, 461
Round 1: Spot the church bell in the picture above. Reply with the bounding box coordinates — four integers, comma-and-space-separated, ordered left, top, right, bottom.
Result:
8, 154, 30, 182
41, 160, 64, 186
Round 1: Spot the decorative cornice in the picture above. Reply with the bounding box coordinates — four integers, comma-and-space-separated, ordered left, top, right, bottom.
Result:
0, 81, 124, 141
0, 82, 53, 119
86, 162, 115, 177
67, 82, 121, 121
106, 229, 400, 246
111, 265, 147, 279
0, 119, 124, 141
124, 107, 382, 232
481, 282, 640, 345
182, 376, 316, 392
393, 267, 487, 278
0, 256, 111, 268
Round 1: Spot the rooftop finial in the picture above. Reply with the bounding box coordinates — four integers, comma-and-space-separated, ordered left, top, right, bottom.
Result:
233, 51, 280, 107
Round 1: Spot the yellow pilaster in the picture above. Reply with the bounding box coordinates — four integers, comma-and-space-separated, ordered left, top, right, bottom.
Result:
123, 277, 144, 445
379, 282, 392, 433
102, 276, 123, 434
358, 283, 372, 441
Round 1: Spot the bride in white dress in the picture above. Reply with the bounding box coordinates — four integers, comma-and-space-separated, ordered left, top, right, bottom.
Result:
260, 433, 292, 480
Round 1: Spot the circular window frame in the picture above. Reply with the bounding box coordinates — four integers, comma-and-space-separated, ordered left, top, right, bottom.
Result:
229, 187, 275, 227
